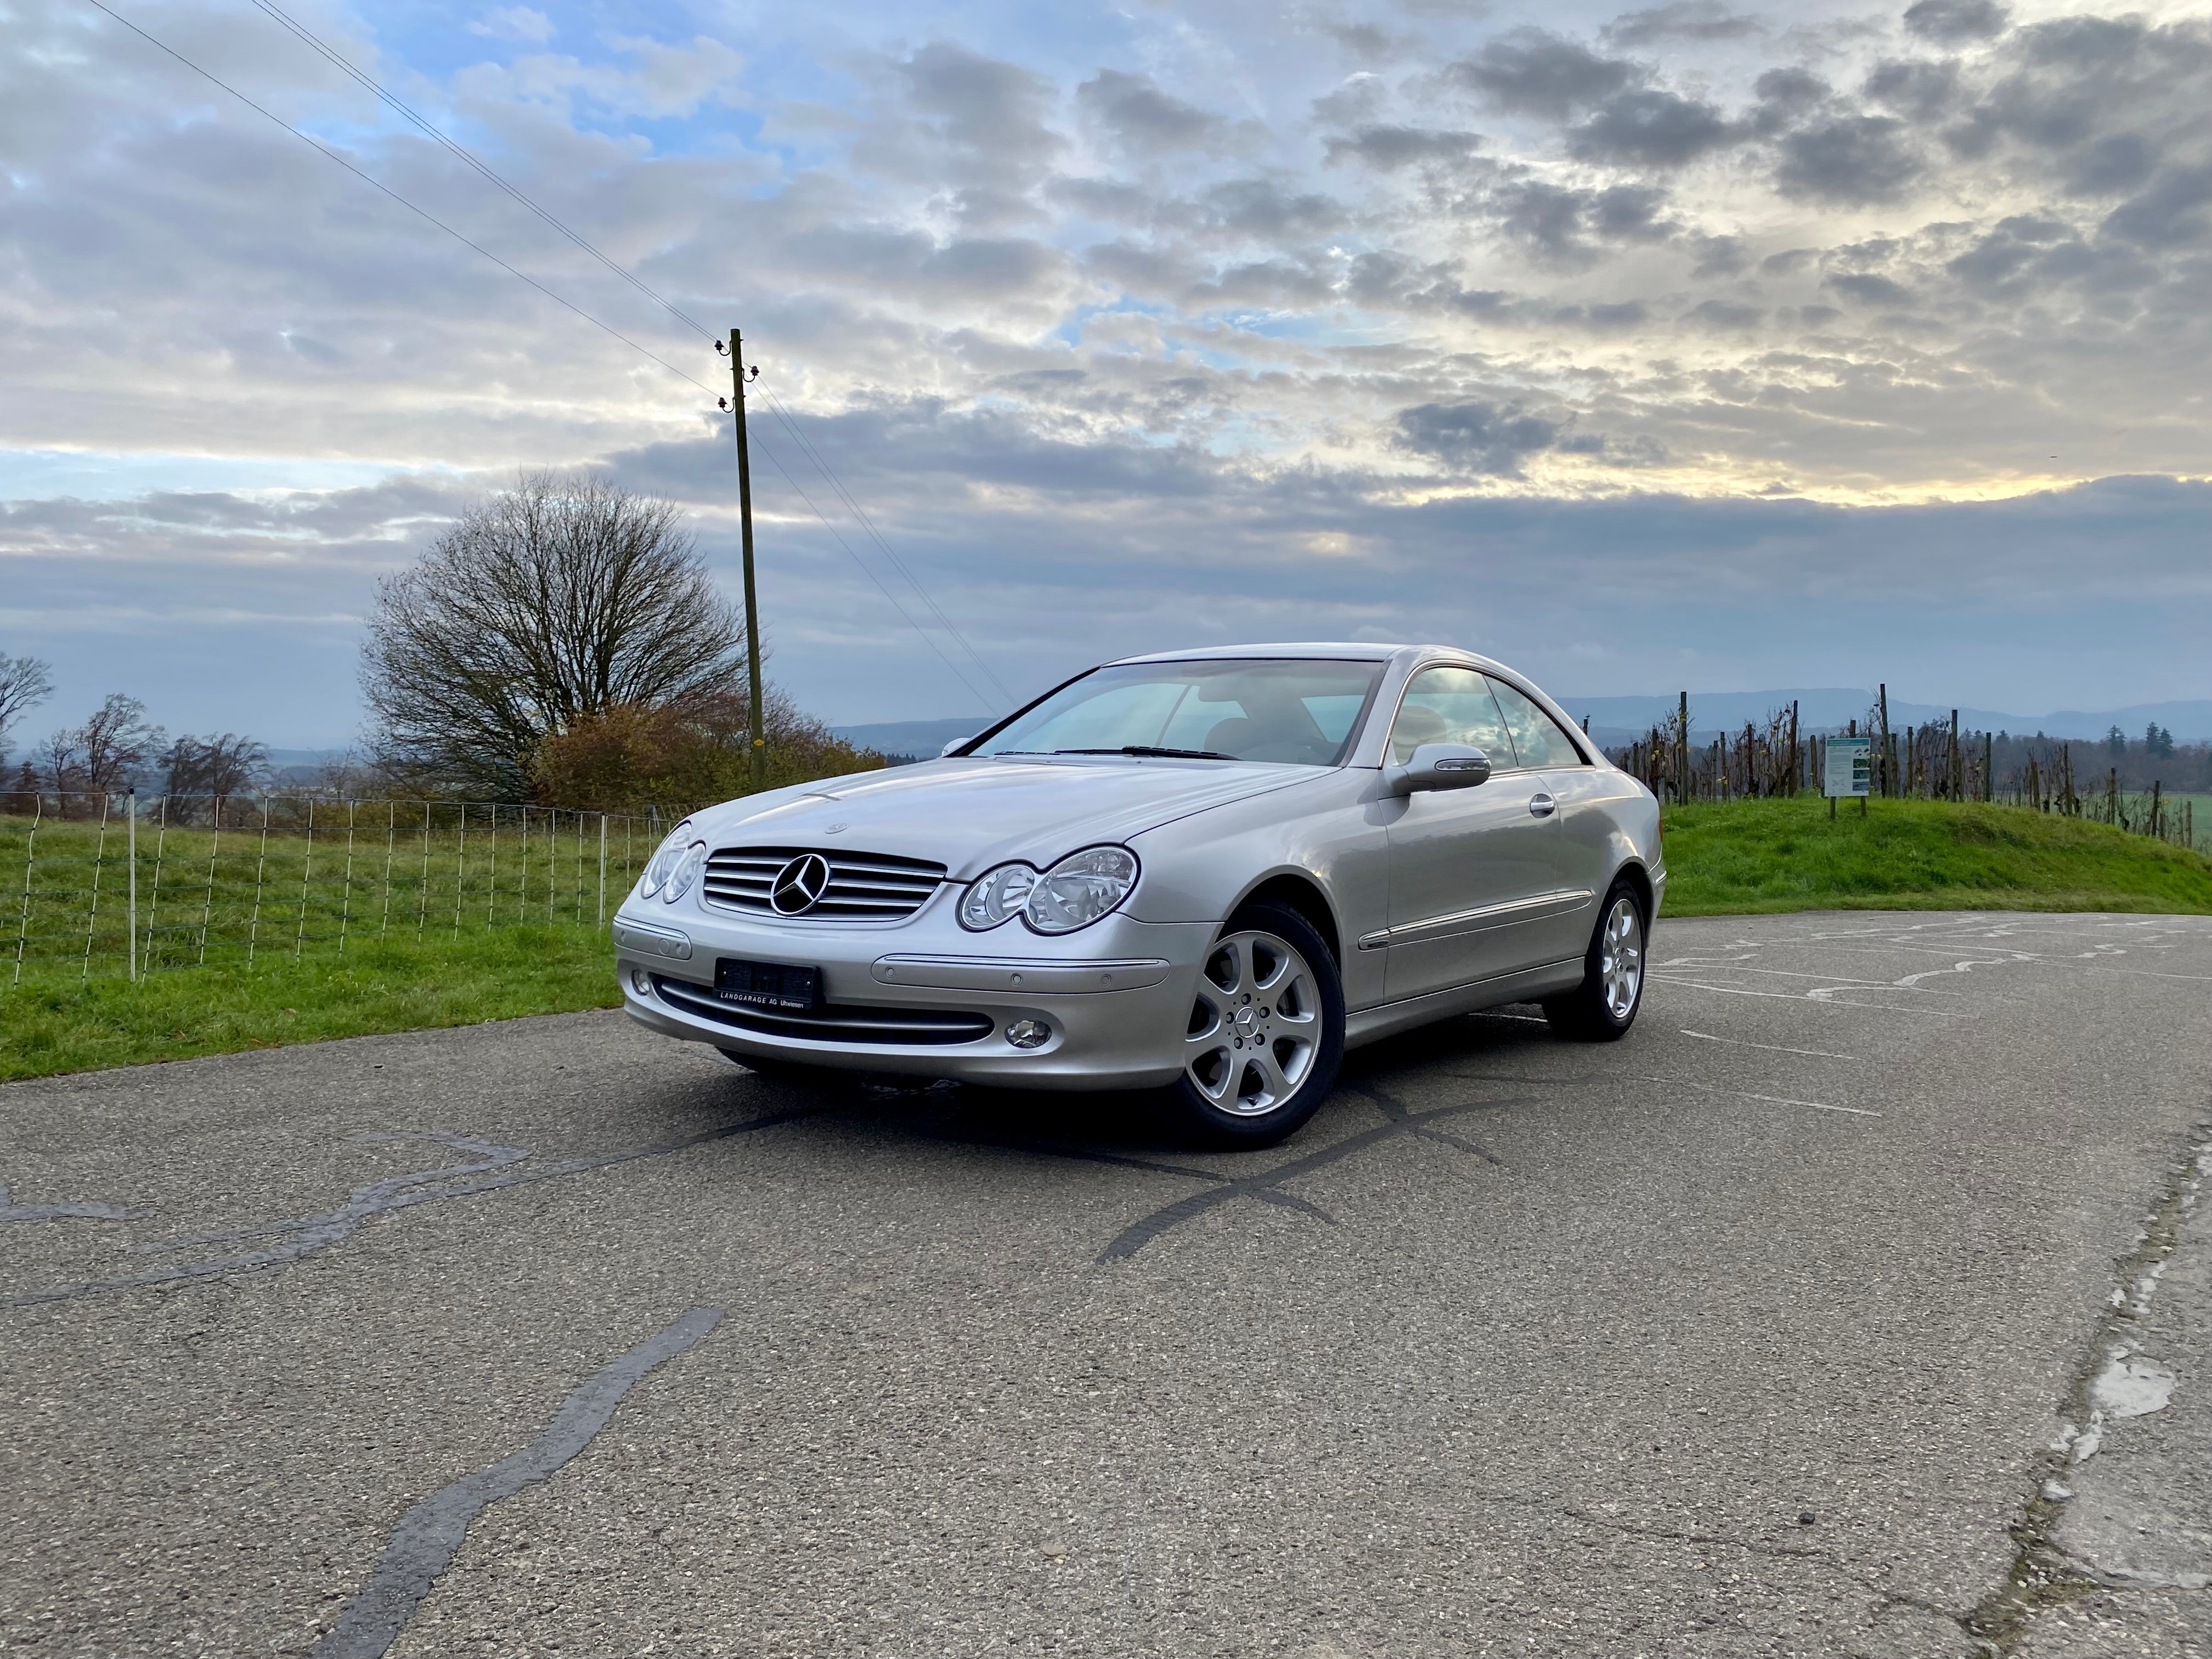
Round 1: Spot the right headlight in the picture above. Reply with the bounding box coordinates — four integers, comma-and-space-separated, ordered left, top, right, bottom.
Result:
636, 821, 694, 900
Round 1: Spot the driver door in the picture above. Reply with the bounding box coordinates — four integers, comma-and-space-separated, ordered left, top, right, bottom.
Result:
1383, 667, 1565, 1001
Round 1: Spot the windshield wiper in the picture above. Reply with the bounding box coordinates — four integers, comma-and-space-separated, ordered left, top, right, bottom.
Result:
1052, 746, 1238, 760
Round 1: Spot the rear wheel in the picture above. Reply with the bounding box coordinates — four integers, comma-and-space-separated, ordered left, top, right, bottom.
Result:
1166, 900, 1345, 1147
1543, 879, 1646, 1041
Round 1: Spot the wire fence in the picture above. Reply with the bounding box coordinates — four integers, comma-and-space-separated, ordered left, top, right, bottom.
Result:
3, 793, 671, 987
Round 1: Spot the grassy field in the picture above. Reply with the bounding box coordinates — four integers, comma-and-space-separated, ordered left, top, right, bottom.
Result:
6, 795, 2208, 1084
1, 925, 618, 1083
1660, 797, 2212, 916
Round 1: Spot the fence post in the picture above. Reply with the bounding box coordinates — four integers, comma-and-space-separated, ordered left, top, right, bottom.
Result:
597, 814, 608, 925
247, 795, 270, 966
127, 790, 138, 983
13, 793, 42, 985
82, 793, 112, 982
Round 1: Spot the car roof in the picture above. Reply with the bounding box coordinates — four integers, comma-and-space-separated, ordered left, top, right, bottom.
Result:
1108, 641, 1427, 665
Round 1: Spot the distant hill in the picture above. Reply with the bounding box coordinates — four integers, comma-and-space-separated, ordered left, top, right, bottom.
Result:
833, 718, 990, 760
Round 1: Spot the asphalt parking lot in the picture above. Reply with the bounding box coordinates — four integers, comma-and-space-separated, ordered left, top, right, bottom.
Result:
3, 911, 2208, 1658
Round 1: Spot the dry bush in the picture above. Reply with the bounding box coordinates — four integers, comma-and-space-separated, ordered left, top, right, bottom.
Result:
530, 688, 884, 811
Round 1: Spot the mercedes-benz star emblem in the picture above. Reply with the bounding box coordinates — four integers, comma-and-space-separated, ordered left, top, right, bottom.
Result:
770, 853, 832, 916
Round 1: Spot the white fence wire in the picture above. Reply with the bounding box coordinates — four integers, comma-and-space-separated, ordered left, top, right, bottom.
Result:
3, 792, 673, 986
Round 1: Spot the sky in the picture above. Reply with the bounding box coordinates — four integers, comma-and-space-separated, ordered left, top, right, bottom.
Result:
3, 0, 2208, 749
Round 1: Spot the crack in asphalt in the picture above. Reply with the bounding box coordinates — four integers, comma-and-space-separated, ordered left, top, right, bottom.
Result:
308, 1307, 725, 1659
0, 1180, 144, 1223
1094, 1083, 1530, 1263
2, 1111, 814, 1309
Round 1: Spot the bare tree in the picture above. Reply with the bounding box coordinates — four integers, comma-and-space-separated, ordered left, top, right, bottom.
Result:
76, 694, 165, 794
360, 472, 748, 797
162, 732, 270, 800
0, 650, 55, 769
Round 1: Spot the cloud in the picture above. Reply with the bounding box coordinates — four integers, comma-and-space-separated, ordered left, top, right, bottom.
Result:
1451, 29, 1638, 121
469, 7, 554, 44
1394, 400, 1588, 476
1902, 0, 2010, 44
1324, 125, 1485, 169
1601, 3, 1762, 48
1077, 69, 1223, 155
5, 0, 2210, 735
1568, 87, 1735, 166
1775, 116, 1925, 203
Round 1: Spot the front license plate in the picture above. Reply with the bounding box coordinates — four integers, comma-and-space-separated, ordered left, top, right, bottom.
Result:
714, 958, 821, 1012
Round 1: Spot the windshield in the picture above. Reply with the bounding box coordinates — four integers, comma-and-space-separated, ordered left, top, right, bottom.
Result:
970, 658, 1386, 766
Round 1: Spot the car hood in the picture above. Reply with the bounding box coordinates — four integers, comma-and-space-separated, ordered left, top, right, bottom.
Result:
691, 756, 1317, 877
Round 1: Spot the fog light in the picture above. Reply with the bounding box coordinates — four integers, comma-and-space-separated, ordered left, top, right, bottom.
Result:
630, 969, 652, 996
1006, 1019, 1051, 1049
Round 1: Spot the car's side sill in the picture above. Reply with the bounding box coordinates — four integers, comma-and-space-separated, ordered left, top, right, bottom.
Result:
1344, 957, 1587, 1049
1354, 888, 1593, 951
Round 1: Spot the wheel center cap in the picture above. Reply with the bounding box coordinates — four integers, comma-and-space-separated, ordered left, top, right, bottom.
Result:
1233, 1007, 1259, 1036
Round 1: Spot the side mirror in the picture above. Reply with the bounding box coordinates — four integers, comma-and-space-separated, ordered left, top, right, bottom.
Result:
939, 737, 973, 758
1388, 743, 1492, 796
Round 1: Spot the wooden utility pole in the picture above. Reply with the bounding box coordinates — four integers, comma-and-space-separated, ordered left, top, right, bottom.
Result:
1877, 683, 1891, 797
726, 328, 766, 793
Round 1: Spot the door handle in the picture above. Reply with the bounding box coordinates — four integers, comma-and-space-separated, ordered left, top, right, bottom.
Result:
1528, 792, 1557, 818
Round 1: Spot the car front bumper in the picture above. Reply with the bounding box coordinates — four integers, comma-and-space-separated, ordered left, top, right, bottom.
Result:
613, 892, 1216, 1089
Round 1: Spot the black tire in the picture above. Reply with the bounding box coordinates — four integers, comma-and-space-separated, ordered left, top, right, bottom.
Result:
1165, 899, 1346, 1148
1543, 876, 1647, 1041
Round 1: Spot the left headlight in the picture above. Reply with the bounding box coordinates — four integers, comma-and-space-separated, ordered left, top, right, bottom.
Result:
958, 845, 1139, 935
661, 840, 708, 904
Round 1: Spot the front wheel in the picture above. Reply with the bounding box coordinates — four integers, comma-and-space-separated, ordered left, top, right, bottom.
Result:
1166, 900, 1345, 1147
1542, 879, 1646, 1041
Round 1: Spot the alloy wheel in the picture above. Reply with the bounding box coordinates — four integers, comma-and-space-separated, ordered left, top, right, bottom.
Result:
1600, 894, 1643, 1019
1185, 929, 1320, 1116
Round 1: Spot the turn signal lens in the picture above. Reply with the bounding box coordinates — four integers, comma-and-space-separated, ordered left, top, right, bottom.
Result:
1024, 846, 1138, 934
637, 821, 693, 899
662, 841, 707, 904
960, 862, 1037, 930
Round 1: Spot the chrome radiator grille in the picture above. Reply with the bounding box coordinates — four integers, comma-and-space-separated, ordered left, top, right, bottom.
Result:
702, 846, 947, 921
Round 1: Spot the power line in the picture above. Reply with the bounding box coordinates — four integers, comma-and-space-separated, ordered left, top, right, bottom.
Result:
229, 1, 1013, 711
83, 0, 1011, 714
239, 0, 718, 343
230, 0, 1012, 712
754, 383, 1017, 706
77, 0, 716, 398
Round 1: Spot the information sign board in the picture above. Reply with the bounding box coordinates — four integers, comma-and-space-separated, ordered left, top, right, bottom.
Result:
1824, 736, 1872, 798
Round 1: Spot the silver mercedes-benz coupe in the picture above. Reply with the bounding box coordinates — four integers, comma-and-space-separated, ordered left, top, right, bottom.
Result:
617, 643, 1663, 1144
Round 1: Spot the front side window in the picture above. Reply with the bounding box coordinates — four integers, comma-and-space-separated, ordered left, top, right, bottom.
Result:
972, 658, 1386, 766
1389, 666, 1514, 765
1485, 676, 1587, 768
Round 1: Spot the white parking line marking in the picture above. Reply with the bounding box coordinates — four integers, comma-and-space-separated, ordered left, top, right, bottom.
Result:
1740, 1091, 1880, 1118
1649, 976, 1961, 1015
1680, 1030, 1857, 1060
1647, 1076, 1881, 1118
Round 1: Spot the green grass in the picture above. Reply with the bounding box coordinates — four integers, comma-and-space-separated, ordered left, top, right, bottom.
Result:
1, 925, 619, 1083
2, 804, 654, 980
1660, 797, 2212, 917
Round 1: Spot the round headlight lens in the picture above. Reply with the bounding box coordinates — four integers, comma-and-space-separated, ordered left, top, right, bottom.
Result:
960, 862, 1037, 930
661, 841, 707, 904
1024, 845, 1138, 934
636, 821, 693, 899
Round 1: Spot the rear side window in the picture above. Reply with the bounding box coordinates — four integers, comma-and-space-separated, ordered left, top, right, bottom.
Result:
1485, 676, 1586, 768
1390, 666, 1515, 765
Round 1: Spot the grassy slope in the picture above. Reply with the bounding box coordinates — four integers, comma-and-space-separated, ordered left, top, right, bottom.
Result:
2, 926, 618, 1083
1660, 797, 2212, 917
